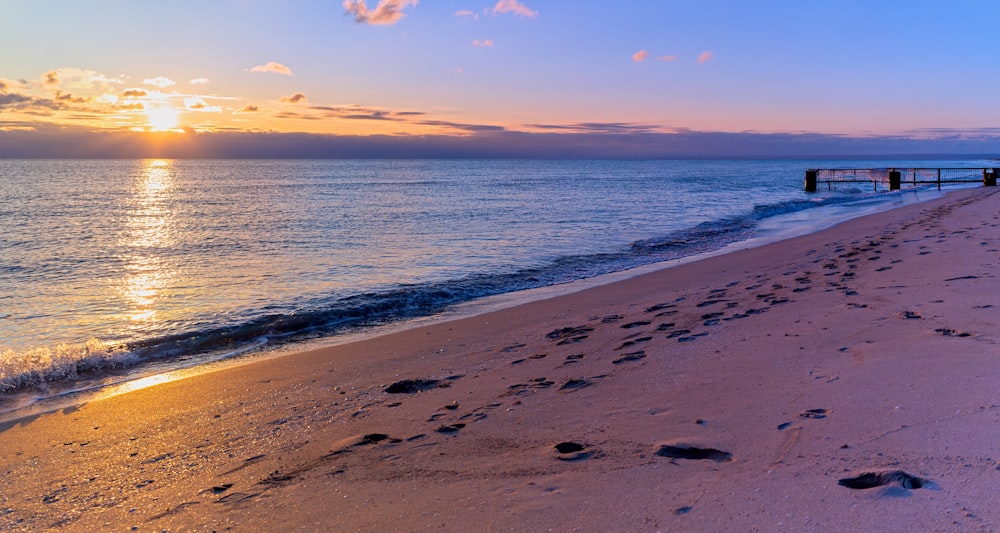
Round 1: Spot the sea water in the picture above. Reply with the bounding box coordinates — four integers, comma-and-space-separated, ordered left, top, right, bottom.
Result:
0, 158, 991, 410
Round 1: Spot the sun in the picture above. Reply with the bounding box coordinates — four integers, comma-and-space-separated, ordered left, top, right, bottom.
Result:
145, 105, 180, 131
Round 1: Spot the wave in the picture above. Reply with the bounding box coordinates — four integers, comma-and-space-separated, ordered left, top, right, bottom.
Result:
0, 188, 884, 396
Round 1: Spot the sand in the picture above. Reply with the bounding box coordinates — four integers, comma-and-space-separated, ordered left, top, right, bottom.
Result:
2, 187, 999, 532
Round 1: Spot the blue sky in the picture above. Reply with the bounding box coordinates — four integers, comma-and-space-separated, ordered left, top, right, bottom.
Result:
2, 0, 999, 156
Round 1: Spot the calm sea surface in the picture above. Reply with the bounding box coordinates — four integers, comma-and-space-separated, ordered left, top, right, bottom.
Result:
0, 158, 991, 408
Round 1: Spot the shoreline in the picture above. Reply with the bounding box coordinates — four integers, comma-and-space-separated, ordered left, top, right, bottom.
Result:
0, 183, 955, 420
2, 186, 999, 530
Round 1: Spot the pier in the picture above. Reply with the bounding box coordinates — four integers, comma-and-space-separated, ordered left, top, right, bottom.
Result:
805, 167, 998, 192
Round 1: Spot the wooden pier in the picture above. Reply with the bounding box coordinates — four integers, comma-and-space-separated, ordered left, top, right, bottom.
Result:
805, 167, 998, 192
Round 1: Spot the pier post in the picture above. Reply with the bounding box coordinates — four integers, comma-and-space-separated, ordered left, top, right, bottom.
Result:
984, 169, 997, 187
889, 170, 901, 191
804, 169, 817, 192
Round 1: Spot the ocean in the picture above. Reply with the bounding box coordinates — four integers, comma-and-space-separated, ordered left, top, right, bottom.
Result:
0, 158, 991, 415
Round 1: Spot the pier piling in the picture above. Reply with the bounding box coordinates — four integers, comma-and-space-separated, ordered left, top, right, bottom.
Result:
804, 169, 818, 192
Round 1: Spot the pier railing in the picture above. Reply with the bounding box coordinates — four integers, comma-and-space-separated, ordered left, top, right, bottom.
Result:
805, 168, 998, 192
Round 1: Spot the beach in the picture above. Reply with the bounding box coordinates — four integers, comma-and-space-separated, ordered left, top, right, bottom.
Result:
2, 185, 999, 531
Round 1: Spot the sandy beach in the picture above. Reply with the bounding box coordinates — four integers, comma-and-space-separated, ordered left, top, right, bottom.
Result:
2, 186, 999, 532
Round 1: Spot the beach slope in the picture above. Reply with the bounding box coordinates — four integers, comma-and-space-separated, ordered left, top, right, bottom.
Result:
2, 187, 999, 531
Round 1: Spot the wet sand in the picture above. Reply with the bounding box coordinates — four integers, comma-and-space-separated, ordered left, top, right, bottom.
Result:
2, 187, 999, 531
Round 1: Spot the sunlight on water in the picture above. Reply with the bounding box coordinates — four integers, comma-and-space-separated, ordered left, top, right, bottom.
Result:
98, 372, 176, 397
115, 160, 178, 330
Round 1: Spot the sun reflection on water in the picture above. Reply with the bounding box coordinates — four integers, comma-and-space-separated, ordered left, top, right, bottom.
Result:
116, 160, 179, 330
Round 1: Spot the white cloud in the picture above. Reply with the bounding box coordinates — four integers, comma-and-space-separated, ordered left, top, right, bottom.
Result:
143, 76, 176, 88
248, 62, 293, 75
454, 9, 478, 19
492, 0, 536, 17
343, 0, 418, 25
190, 78, 210, 85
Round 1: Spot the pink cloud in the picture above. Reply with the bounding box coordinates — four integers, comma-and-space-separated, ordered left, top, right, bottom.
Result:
698, 51, 714, 64
343, 0, 418, 25
472, 39, 494, 48
659, 55, 678, 62
248, 62, 293, 75
492, 0, 537, 17
454, 9, 478, 19
632, 50, 649, 63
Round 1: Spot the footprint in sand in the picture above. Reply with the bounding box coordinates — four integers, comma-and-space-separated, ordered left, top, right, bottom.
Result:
935, 328, 973, 337
838, 470, 925, 490
558, 376, 604, 392
655, 444, 733, 463
385, 378, 442, 394
799, 408, 829, 419
617, 336, 652, 349
612, 350, 646, 364
553, 441, 590, 461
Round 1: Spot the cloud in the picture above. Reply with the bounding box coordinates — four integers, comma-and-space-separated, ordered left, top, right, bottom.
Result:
0, 91, 61, 112
472, 39, 494, 47
307, 104, 406, 121
454, 9, 478, 19
342, 110, 394, 120
190, 78, 210, 85
343, 0, 418, 25
274, 110, 322, 121
698, 51, 714, 64
0, 80, 7, 93
528, 122, 666, 134
116, 101, 145, 111
280, 92, 307, 104
659, 55, 678, 61
632, 50, 649, 62
184, 96, 222, 112
248, 62, 293, 75
237, 104, 259, 113
418, 120, 506, 132
33, 69, 124, 92
143, 77, 176, 88
491, 0, 536, 17
121, 88, 148, 98
54, 91, 89, 104
0, 92, 34, 108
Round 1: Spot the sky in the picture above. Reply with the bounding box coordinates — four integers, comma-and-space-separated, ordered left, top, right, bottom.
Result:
2, 0, 999, 158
